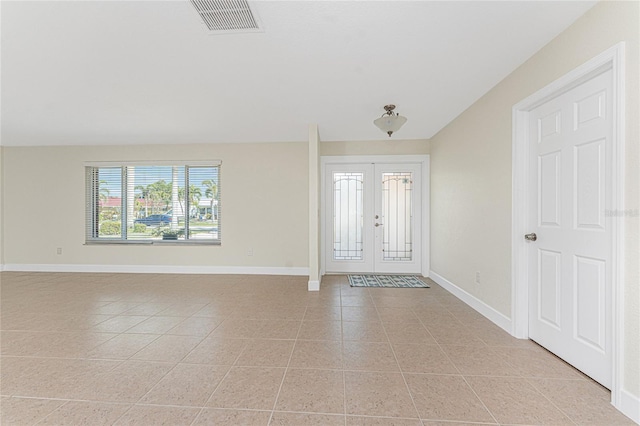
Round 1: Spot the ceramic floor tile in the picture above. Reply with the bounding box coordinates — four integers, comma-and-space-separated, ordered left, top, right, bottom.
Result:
270, 412, 345, 425
371, 296, 418, 308
275, 368, 344, 414
158, 303, 209, 317
528, 378, 636, 425
304, 306, 342, 321
130, 334, 203, 362
140, 363, 230, 406
341, 307, 380, 322
2, 331, 116, 358
207, 366, 285, 410
0, 331, 42, 356
492, 346, 586, 379
382, 323, 436, 344
344, 371, 419, 418
121, 302, 172, 316
342, 321, 389, 342
37, 401, 131, 426
193, 408, 271, 426
306, 294, 342, 308
340, 295, 375, 307
183, 336, 248, 365
467, 324, 533, 347
420, 421, 497, 426
376, 307, 420, 323
346, 416, 423, 426
166, 316, 223, 336
235, 339, 295, 367
0, 397, 66, 425
192, 304, 238, 318
465, 376, 572, 425
392, 343, 459, 374
343, 341, 400, 371
2, 357, 119, 400
297, 320, 342, 341
124, 316, 186, 334
440, 345, 520, 376
209, 319, 263, 339
114, 404, 200, 425
91, 315, 149, 333
289, 340, 343, 369
251, 307, 307, 321
423, 325, 486, 346
0, 272, 630, 426
254, 319, 301, 339
80, 360, 174, 403
93, 302, 143, 316
86, 333, 160, 359
404, 373, 494, 423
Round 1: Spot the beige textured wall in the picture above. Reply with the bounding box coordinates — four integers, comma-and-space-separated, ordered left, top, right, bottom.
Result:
430, 1, 639, 398
2, 142, 309, 270
320, 139, 430, 156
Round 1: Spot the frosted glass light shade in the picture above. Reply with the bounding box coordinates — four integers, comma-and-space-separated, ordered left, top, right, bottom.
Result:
374, 114, 407, 136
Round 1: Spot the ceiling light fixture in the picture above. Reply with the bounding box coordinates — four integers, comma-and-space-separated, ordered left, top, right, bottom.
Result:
373, 104, 407, 137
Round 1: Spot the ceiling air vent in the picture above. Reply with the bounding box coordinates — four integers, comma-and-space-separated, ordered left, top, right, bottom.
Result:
189, 0, 262, 34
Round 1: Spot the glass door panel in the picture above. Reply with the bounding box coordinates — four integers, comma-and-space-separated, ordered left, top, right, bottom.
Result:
333, 172, 364, 261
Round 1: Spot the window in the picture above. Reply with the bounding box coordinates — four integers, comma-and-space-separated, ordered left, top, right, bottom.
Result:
86, 162, 220, 244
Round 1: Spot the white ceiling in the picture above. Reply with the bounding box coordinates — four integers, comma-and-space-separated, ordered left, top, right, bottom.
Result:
0, 0, 596, 146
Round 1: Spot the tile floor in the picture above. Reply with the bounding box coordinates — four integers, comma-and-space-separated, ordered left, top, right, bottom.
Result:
0, 272, 634, 425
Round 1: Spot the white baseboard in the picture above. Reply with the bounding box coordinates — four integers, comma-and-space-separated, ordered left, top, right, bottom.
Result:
308, 280, 320, 291
2, 264, 309, 276
429, 270, 512, 333
617, 388, 640, 424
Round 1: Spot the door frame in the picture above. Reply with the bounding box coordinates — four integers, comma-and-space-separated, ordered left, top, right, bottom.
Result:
512, 43, 625, 404
320, 155, 430, 277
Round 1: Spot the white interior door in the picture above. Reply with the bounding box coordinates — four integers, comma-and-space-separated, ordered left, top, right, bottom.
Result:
527, 69, 612, 388
324, 162, 422, 274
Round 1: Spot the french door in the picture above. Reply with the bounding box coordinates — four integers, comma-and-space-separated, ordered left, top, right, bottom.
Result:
324, 162, 422, 274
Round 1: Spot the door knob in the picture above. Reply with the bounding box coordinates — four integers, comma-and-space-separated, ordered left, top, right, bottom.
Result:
524, 233, 537, 241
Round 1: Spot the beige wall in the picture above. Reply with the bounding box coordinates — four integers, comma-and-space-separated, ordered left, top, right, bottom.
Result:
430, 0, 639, 399
0, 146, 4, 268
2, 142, 309, 271
320, 139, 430, 156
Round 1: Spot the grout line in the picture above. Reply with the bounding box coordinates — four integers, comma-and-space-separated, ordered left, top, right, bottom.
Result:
340, 286, 348, 426
266, 306, 306, 425
0, 274, 618, 426
524, 378, 579, 425
428, 315, 501, 426
374, 302, 423, 421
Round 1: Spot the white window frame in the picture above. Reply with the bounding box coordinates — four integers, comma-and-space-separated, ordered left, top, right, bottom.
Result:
85, 160, 221, 245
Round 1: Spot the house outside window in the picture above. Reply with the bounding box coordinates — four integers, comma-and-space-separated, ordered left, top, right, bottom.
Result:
85, 161, 220, 244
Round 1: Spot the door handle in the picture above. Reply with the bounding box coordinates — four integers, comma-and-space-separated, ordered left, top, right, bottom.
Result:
375, 223, 383, 227
524, 233, 537, 241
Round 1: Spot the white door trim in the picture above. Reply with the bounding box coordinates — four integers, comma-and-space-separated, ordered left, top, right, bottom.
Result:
512, 43, 625, 406
320, 155, 430, 277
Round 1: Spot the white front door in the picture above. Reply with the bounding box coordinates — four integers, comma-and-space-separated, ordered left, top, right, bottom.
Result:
324, 162, 422, 274
527, 69, 612, 388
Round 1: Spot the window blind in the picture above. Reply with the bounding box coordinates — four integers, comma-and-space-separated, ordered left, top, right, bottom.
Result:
85, 163, 221, 244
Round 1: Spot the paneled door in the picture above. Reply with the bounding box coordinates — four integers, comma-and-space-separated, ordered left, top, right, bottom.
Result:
527, 69, 612, 387
324, 162, 422, 274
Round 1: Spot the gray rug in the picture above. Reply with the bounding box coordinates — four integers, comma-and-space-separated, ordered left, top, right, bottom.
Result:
348, 275, 430, 288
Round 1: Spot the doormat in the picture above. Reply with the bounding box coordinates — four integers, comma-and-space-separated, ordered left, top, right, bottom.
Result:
348, 275, 430, 288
